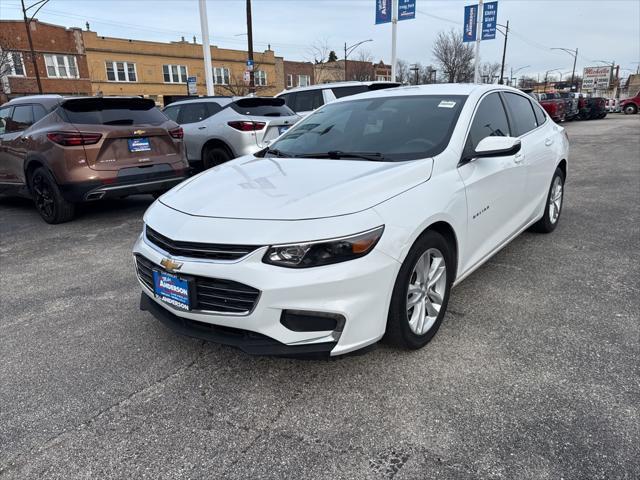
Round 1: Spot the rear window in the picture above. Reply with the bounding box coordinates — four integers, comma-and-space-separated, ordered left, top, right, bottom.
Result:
331, 86, 368, 98
60, 97, 168, 125
230, 97, 295, 117
280, 90, 324, 112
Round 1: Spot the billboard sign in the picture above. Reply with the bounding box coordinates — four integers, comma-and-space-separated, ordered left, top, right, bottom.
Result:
398, 0, 416, 21
582, 66, 613, 91
463, 4, 478, 42
375, 0, 392, 24
481, 1, 498, 40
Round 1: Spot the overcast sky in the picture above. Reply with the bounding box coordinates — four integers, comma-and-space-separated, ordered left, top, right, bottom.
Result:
2, 0, 639, 80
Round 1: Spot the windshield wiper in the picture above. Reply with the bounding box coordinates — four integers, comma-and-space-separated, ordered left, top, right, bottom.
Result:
298, 150, 387, 161
263, 147, 290, 158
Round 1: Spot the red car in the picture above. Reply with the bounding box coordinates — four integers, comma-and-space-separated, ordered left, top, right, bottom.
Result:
537, 93, 567, 122
620, 91, 640, 114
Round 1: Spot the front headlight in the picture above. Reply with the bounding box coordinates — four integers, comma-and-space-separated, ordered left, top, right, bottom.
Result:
263, 226, 384, 268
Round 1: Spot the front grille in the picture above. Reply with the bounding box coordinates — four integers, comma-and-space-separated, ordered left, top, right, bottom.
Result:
145, 226, 260, 261
135, 254, 260, 314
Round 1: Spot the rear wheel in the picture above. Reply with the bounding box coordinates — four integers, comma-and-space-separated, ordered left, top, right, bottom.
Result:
202, 145, 231, 169
384, 230, 453, 350
623, 104, 637, 115
530, 168, 564, 233
29, 167, 75, 224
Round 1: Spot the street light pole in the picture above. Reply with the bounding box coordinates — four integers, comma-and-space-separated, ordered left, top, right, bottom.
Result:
21, 0, 50, 94
343, 39, 373, 81
551, 47, 578, 90
198, 0, 214, 96
498, 20, 509, 84
509, 65, 529, 87
391, 0, 398, 81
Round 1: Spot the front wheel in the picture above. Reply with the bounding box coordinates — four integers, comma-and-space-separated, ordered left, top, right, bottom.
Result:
530, 168, 565, 233
384, 231, 453, 350
623, 104, 637, 115
29, 167, 75, 224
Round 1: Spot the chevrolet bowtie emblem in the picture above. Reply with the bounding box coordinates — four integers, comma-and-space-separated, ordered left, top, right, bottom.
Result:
160, 257, 183, 271
133, 129, 146, 136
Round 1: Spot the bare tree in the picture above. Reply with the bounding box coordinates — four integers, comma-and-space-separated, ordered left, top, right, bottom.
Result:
396, 59, 411, 84
480, 62, 501, 83
306, 39, 332, 65
432, 29, 474, 83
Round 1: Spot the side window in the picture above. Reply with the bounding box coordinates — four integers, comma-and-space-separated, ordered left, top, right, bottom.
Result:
466, 93, 510, 152
163, 105, 179, 122
33, 104, 48, 123
331, 86, 367, 98
8, 105, 34, 132
206, 102, 222, 117
532, 102, 547, 126
0, 106, 13, 135
293, 90, 323, 112
503, 92, 538, 136
177, 103, 210, 124
279, 93, 293, 109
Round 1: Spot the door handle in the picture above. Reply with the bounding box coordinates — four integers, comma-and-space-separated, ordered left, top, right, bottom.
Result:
20, 136, 29, 142
198, 126, 207, 130
545, 138, 554, 146
514, 152, 524, 164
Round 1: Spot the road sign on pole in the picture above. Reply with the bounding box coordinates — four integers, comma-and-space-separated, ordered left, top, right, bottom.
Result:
187, 76, 198, 95
246, 60, 254, 71
481, 1, 498, 40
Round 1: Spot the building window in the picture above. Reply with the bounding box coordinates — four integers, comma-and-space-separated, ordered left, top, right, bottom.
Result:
163, 64, 188, 83
44, 54, 79, 79
105, 61, 137, 82
255, 70, 267, 86
286, 74, 293, 88
213, 67, 230, 85
2, 51, 25, 76
297, 74, 310, 87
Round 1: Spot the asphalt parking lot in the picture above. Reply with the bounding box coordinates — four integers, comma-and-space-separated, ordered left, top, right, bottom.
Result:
1, 114, 638, 479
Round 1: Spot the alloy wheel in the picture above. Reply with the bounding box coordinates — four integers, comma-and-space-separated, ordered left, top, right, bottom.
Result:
406, 248, 447, 335
32, 173, 55, 219
548, 176, 563, 224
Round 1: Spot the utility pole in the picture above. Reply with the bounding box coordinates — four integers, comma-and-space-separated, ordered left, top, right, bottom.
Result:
391, 0, 398, 81
344, 43, 348, 80
498, 20, 509, 84
21, 0, 50, 94
343, 39, 373, 82
473, 0, 484, 83
246, 0, 255, 94
198, 0, 214, 95
410, 64, 419, 85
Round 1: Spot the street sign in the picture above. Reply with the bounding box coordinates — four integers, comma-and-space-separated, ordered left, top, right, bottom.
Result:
187, 76, 197, 95
463, 4, 478, 42
481, 1, 498, 40
375, 0, 392, 24
582, 66, 612, 91
398, 0, 416, 21
243, 71, 251, 85
246, 60, 254, 71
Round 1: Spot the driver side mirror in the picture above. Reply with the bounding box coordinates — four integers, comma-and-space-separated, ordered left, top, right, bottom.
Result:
474, 136, 521, 158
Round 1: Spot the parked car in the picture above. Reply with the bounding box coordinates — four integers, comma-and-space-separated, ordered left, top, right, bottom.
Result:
620, 91, 640, 114
585, 97, 607, 119
133, 84, 568, 357
0, 95, 188, 223
537, 92, 567, 122
573, 92, 589, 119
558, 92, 579, 120
163, 97, 299, 170
605, 98, 621, 113
276, 81, 401, 116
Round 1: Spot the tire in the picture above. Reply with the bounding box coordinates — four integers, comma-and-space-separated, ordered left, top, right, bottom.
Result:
202, 145, 231, 169
623, 104, 637, 115
384, 230, 453, 350
29, 167, 75, 224
530, 168, 565, 233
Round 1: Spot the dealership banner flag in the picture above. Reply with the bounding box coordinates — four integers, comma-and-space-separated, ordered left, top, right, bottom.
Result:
481, 1, 498, 40
398, 0, 416, 21
375, 0, 392, 24
463, 4, 478, 42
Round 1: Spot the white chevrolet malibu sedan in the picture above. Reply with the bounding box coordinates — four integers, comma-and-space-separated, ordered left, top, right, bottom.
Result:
133, 84, 568, 357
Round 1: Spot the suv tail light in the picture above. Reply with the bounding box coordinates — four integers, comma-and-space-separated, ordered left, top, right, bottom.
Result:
168, 127, 184, 139
47, 132, 102, 146
227, 121, 266, 132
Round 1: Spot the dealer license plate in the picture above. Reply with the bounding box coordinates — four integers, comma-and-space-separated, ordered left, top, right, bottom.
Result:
128, 137, 151, 152
153, 270, 190, 310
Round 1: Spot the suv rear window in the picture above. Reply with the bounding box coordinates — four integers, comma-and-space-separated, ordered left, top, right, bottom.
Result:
331, 86, 368, 98
60, 97, 168, 125
280, 90, 324, 112
230, 98, 295, 117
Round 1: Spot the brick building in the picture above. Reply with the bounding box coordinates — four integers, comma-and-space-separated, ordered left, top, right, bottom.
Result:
373, 61, 392, 81
283, 60, 314, 89
0, 20, 92, 103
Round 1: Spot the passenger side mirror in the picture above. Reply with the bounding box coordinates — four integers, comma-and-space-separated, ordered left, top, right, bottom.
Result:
474, 136, 521, 158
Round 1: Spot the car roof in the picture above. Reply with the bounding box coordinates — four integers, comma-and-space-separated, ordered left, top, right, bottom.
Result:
3, 94, 64, 108
166, 96, 235, 107
276, 80, 400, 96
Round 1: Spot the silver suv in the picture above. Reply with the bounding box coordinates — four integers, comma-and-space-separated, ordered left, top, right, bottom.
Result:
276, 81, 400, 117
163, 97, 300, 169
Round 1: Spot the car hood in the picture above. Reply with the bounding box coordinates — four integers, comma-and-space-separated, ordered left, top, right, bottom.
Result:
160, 155, 433, 220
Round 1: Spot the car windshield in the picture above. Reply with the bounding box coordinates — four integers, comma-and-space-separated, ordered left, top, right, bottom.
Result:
270, 95, 467, 161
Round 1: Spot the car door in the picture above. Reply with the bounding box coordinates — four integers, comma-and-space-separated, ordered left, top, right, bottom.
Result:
0, 104, 34, 184
172, 102, 219, 162
0, 105, 14, 184
502, 92, 555, 222
457, 92, 528, 272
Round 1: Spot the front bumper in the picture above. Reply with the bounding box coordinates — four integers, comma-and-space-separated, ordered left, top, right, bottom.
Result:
132, 228, 400, 357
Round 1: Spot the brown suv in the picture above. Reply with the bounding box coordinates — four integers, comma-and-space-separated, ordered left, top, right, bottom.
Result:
0, 95, 188, 223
